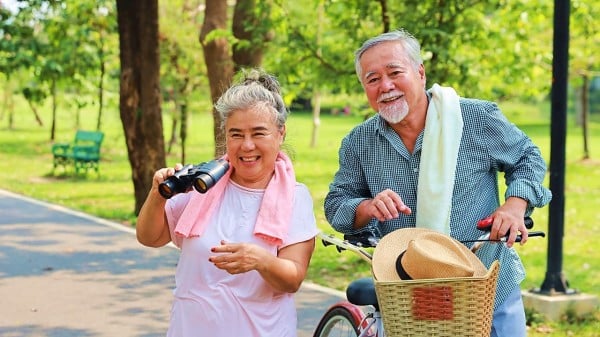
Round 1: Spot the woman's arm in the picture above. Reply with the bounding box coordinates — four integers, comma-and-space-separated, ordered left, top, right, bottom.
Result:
209, 238, 316, 293
136, 167, 178, 247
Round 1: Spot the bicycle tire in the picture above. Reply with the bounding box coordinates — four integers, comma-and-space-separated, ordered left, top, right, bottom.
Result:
313, 306, 361, 337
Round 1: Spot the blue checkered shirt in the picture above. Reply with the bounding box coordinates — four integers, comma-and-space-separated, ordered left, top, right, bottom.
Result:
324, 93, 552, 308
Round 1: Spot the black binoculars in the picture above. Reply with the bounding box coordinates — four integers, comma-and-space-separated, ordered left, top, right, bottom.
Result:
158, 159, 230, 199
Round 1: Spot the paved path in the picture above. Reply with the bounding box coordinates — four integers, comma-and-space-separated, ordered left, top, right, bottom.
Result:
0, 189, 344, 337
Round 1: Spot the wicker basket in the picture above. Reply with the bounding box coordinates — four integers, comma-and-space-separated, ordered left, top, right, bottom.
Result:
374, 260, 499, 337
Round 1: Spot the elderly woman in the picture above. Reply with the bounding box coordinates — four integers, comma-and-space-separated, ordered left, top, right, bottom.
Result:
136, 69, 319, 337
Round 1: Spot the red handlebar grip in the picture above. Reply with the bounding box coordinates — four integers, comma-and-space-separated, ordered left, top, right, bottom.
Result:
476, 217, 493, 230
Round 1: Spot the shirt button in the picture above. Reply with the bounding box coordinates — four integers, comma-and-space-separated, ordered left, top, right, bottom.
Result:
413, 168, 418, 173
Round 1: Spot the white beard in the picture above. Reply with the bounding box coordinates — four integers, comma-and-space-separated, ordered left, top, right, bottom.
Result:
378, 98, 409, 124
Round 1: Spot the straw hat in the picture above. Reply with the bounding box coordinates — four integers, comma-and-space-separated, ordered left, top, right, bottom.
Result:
372, 228, 487, 281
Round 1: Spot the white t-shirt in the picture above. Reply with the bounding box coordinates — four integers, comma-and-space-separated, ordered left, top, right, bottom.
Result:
164, 180, 319, 337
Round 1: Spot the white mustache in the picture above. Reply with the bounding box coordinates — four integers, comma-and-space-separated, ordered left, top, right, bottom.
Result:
377, 91, 404, 103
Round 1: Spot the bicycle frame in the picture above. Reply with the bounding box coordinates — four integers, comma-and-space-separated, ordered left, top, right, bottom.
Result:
356, 307, 384, 337
313, 233, 384, 337
318, 300, 383, 337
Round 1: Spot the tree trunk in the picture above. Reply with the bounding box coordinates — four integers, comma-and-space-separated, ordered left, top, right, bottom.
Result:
232, 0, 272, 70
50, 78, 56, 141
200, 0, 273, 157
200, 0, 234, 157
310, 1, 324, 148
376, 0, 390, 33
26, 100, 43, 127
0, 80, 7, 122
3, 77, 15, 129
167, 97, 178, 155
116, 0, 166, 215
310, 89, 321, 148
97, 35, 105, 131
180, 103, 188, 164
581, 74, 590, 159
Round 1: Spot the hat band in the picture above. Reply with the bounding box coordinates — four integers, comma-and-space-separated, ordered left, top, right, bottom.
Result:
395, 251, 413, 280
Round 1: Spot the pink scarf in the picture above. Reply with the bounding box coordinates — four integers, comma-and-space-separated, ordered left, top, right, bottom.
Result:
174, 152, 296, 246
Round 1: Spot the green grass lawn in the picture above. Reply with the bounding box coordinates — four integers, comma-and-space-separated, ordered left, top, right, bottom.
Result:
1, 95, 599, 335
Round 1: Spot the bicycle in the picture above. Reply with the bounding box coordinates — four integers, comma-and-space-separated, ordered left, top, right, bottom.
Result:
312, 217, 545, 337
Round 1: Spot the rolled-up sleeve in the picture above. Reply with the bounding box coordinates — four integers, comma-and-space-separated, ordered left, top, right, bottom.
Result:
324, 135, 372, 234
485, 103, 552, 211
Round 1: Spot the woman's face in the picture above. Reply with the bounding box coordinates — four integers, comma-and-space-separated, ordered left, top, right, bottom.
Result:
225, 106, 285, 189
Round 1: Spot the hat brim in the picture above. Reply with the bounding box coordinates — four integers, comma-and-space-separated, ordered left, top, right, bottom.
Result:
372, 228, 488, 281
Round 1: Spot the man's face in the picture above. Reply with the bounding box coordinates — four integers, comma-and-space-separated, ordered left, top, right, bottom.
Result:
359, 41, 426, 124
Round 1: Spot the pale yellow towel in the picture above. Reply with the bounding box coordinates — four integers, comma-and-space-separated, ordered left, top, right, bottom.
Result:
416, 84, 463, 234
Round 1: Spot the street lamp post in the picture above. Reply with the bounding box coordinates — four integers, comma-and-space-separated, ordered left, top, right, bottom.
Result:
536, 0, 575, 295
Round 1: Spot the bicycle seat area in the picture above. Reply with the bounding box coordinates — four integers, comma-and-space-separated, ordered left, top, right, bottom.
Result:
346, 277, 379, 311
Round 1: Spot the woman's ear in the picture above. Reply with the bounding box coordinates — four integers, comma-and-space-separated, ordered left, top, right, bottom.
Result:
280, 124, 286, 143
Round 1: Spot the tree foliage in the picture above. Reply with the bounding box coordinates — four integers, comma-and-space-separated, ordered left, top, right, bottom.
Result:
158, 0, 208, 163
2, 0, 599, 215
0, 1, 44, 127
264, 0, 567, 103
0, 0, 118, 133
3, 0, 598, 121
570, 0, 600, 81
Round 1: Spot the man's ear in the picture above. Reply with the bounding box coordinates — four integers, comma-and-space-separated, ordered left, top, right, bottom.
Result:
419, 64, 426, 82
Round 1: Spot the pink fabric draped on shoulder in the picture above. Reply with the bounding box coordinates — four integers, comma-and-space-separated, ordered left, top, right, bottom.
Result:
173, 152, 296, 246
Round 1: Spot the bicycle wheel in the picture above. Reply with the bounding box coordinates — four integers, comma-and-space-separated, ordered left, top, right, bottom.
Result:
313, 306, 361, 337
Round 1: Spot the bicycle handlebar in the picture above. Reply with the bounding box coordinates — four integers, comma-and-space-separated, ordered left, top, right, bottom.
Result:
319, 232, 374, 263
477, 216, 534, 230
321, 216, 545, 258
343, 231, 379, 248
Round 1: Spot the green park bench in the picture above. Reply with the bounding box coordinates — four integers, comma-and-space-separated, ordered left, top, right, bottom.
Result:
52, 130, 104, 175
